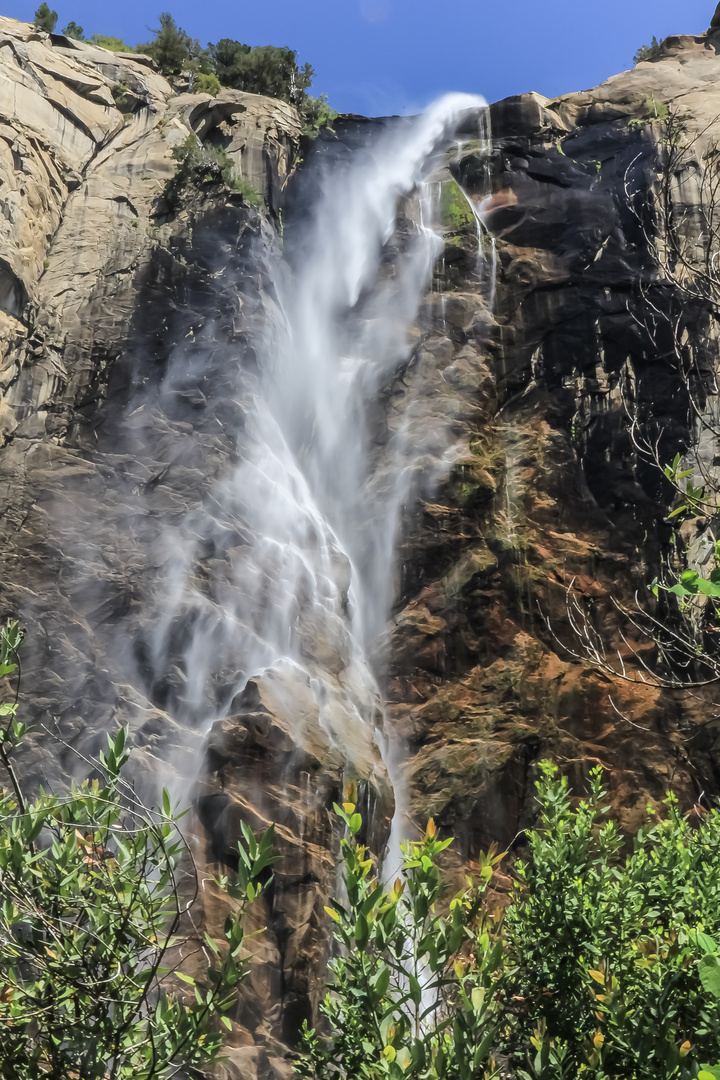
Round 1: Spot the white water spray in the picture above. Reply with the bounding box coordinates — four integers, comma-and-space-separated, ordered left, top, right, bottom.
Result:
147, 93, 490, 819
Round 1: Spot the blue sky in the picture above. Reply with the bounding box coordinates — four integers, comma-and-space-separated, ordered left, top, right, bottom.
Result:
3, 0, 717, 116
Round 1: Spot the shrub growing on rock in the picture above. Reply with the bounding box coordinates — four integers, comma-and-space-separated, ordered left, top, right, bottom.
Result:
195, 71, 222, 97
90, 33, 129, 53
301, 94, 339, 138
634, 35, 664, 64
164, 133, 263, 209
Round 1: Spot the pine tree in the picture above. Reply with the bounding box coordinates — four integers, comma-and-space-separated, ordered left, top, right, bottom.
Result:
33, 3, 58, 33
139, 13, 198, 77
62, 21, 84, 40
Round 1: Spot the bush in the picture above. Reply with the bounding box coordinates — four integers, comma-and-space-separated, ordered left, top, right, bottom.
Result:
634, 36, 664, 64
503, 762, 720, 1076
33, 3, 57, 33
90, 33, 129, 53
61, 20, 84, 40
164, 134, 263, 208
195, 71, 222, 97
300, 94, 339, 138
300, 765, 720, 1080
297, 793, 503, 1080
111, 81, 135, 114
0, 621, 275, 1079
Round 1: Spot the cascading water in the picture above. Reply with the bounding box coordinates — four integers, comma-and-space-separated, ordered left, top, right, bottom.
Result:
142, 93, 490, 836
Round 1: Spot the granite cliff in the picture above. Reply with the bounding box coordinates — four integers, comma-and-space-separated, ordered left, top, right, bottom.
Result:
1, 12, 720, 1078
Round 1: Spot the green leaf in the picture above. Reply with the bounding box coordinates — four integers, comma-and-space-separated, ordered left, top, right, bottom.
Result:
699, 955, 720, 998
373, 965, 391, 999
354, 913, 369, 949
695, 932, 718, 955
409, 975, 421, 1005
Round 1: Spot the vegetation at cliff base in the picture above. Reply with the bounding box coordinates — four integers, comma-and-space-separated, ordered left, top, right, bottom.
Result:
299, 769, 720, 1080
0, 621, 276, 1080
5, 615, 720, 1076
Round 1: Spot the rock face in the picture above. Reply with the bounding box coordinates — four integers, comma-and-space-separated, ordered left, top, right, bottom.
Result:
386, 30, 720, 858
0, 14, 298, 452
3, 11, 720, 1079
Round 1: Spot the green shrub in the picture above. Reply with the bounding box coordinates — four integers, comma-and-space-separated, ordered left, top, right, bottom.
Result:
296, 792, 504, 1080
90, 33, 128, 53
301, 94, 339, 138
195, 71, 222, 97
503, 762, 720, 1076
0, 620, 275, 1079
300, 765, 720, 1080
111, 81, 135, 114
164, 134, 263, 208
634, 36, 664, 64
628, 92, 671, 129
231, 175, 264, 207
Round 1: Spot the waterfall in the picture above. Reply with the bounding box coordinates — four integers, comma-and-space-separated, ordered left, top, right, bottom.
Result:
141, 93, 489, 815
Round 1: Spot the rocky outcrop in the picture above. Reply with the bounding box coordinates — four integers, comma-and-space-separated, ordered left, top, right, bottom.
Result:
3, 11, 720, 1079
0, 14, 299, 454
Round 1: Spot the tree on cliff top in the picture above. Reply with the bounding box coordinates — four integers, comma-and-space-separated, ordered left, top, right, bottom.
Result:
137, 12, 206, 77
62, 20, 84, 40
208, 38, 314, 106
33, 3, 57, 33
0, 620, 275, 1079
633, 35, 663, 65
